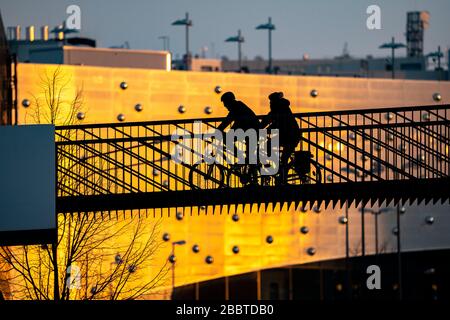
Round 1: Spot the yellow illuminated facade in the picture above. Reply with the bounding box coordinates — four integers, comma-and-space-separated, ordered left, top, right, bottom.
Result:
10, 63, 450, 299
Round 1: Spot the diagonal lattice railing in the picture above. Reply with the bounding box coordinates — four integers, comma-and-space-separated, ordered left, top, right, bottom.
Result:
55, 104, 450, 211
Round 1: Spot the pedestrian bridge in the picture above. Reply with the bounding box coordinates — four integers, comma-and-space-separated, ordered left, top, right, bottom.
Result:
55, 104, 450, 214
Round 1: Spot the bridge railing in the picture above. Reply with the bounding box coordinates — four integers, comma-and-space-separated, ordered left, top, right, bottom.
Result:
55, 104, 449, 198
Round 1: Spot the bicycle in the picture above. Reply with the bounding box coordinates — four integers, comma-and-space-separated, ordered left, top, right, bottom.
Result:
188, 137, 322, 189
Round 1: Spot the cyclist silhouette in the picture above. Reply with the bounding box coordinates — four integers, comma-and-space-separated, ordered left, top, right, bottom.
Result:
261, 92, 301, 182
217, 92, 260, 132
217, 92, 260, 174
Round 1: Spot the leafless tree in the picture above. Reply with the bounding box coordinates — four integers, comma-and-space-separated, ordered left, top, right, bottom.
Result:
0, 66, 170, 300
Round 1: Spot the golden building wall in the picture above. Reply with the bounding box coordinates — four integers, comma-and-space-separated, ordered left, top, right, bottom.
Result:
14, 63, 450, 296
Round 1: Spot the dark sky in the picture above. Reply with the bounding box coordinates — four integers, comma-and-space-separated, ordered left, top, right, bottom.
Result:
1, 0, 449, 60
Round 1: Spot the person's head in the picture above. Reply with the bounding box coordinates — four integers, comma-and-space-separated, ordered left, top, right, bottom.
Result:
268, 92, 283, 109
221, 91, 236, 109
268, 92, 283, 102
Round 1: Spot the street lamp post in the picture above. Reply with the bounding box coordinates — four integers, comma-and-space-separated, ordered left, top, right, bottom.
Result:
225, 30, 245, 71
379, 37, 406, 79
172, 12, 193, 70
170, 240, 186, 299
396, 204, 403, 300
158, 35, 170, 51
256, 17, 276, 74
363, 207, 394, 255
427, 46, 444, 80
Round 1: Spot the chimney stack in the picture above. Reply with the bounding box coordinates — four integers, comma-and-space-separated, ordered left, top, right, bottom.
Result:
26, 25, 35, 41
41, 25, 49, 41
7, 25, 21, 40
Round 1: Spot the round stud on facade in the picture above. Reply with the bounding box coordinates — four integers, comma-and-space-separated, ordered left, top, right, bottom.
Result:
326, 154, 333, 161
162, 233, 170, 242
425, 216, 435, 225
327, 175, 333, 182
134, 103, 143, 112
114, 254, 123, 265
310, 89, 318, 98
400, 207, 406, 214
117, 113, 126, 122
392, 227, 399, 236
374, 144, 382, 152
214, 86, 222, 94
200, 205, 206, 211
399, 143, 407, 152
22, 99, 31, 108
77, 112, 85, 120
178, 105, 186, 114
266, 235, 274, 244
162, 180, 169, 188
338, 216, 348, 224
422, 113, 431, 121
348, 132, 356, 141
300, 226, 309, 234
232, 213, 240, 222
91, 286, 97, 294
300, 207, 308, 213
204, 106, 213, 114
313, 206, 321, 213
176, 211, 184, 221
120, 81, 128, 90
232, 246, 240, 254
169, 254, 176, 264
192, 244, 200, 253
418, 154, 426, 162
205, 255, 214, 264
387, 133, 394, 141
153, 169, 160, 176
307, 247, 316, 256
433, 93, 442, 102
360, 155, 368, 162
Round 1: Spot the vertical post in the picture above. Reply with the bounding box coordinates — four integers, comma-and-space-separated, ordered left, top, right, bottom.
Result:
268, 17, 272, 74
375, 211, 379, 255
185, 12, 190, 71
391, 37, 395, 79
396, 204, 402, 300
225, 276, 229, 300
437, 46, 442, 81
238, 30, 242, 71
361, 206, 365, 256
195, 282, 199, 300
437, 46, 441, 70
256, 270, 261, 300
345, 201, 351, 300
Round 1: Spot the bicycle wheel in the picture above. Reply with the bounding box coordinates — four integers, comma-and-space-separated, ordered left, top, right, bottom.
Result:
189, 161, 225, 190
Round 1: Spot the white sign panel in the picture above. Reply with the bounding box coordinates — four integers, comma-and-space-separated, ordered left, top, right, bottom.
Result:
0, 125, 56, 245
